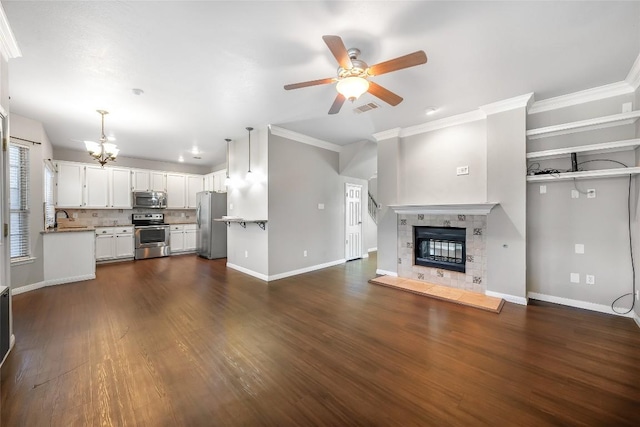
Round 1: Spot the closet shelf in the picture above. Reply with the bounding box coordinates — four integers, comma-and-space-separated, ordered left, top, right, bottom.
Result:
526, 138, 640, 160
526, 167, 640, 182
526, 111, 640, 140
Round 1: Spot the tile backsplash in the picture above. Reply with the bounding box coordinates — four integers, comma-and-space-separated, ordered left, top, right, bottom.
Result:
54, 208, 196, 228
397, 213, 487, 293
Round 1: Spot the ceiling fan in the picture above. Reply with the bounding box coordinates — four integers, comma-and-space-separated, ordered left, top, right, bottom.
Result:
284, 35, 427, 114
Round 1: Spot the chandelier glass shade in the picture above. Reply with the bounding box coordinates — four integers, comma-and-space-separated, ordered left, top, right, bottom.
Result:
336, 76, 369, 101
85, 110, 118, 167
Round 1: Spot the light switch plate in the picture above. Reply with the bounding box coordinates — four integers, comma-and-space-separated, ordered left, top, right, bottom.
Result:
570, 273, 580, 283
586, 275, 595, 285
622, 102, 633, 113
575, 244, 585, 254
571, 190, 579, 199
540, 185, 547, 194
456, 166, 469, 176
318, 203, 325, 210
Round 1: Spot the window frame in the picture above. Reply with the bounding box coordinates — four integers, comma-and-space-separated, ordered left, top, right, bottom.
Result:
9, 142, 31, 262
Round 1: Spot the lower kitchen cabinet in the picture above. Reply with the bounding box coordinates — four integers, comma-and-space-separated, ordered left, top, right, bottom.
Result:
95, 226, 134, 261
170, 224, 197, 253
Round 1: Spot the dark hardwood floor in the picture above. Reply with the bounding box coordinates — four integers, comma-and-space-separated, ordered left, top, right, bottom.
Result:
1, 253, 639, 426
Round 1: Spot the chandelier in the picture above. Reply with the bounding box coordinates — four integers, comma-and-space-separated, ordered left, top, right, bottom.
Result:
85, 110, 119, 167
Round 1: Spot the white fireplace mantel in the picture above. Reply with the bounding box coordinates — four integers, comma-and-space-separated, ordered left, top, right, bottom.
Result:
388, 203, 499, 215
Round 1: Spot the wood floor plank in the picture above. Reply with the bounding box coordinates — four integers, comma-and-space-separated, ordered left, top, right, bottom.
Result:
1, 253, 639, 425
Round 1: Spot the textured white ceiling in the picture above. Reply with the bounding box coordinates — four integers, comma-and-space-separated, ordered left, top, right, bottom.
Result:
4, 1, 639, 167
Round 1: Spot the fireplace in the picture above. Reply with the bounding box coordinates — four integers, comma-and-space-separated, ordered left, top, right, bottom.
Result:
414, 226, 466, 273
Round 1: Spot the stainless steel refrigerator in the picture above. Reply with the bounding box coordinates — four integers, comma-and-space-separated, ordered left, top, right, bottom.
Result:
196, 191, 227, 259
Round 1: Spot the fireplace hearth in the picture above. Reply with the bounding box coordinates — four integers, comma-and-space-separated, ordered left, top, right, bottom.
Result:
414, 226, 466, 273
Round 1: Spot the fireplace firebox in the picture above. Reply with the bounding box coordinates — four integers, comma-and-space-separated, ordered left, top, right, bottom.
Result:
414, 226, 466, 273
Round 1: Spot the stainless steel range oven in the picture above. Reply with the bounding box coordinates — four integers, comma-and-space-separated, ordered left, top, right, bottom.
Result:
133, 213, 170, 260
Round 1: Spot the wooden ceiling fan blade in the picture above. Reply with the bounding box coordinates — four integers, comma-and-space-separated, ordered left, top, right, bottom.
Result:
368, 81, 403, 106
322, 35, 353, 70
284, 77, 335, 90
368, 51, 427, 76
329, 93, 346, 115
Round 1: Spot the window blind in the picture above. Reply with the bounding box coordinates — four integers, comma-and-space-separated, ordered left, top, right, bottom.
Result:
44, 162, 55, 230
9, 144, 30, 259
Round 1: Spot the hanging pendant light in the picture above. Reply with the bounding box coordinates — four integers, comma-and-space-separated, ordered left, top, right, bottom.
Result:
224, 138, 231, 186
84, 110, 119, 167
246, 127, 254, 180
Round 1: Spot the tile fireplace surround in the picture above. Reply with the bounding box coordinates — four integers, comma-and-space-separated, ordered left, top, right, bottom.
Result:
397, 213, 487, 293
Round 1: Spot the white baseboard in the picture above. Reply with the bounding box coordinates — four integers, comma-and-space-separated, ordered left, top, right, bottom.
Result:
376, 269, 397, 277
368, 247, 378, 253
485, 290, 528, 305
12, 274, 96, 296
528, 292, 635, 318
362, 253, 369, 259
226, 263, 269, 281
633, 311, 640, 329
268, 259, 346, 282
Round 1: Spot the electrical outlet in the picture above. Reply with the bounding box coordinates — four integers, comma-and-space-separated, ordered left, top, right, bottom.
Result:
72, 212, 78, 219
575, 244, 585, 254
586, 275, 595, 285
244, 250, 248, 258
636, 290, 640, 301
318, 203, 324, 210
304, 250, 307, 257
571, 190, 579, 199
540, 185, 547, 194
587, 189, 596, 199
456, 166, 469, 176
570, 273, 580, 283
229, 203, 233, 210
622, 102, 633, 113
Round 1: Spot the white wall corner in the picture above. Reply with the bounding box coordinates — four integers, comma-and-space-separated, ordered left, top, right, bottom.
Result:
528, 81, 634, 114
485, 290, 528, 305
625, 51, 640, 90
400, 110, 486, 138
372, 128, 401, 142
0, 4, 22, 59
226, 263, 269, 281
527, 292, 636, 318
268, 125, 341, 152
268, 259, 346, 282
375, 269, 398, 277
479, 93, 534, 116
368, 247, 378, 252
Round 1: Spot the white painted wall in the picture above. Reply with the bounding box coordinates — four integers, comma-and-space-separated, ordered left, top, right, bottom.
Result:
376, 136, 400, 274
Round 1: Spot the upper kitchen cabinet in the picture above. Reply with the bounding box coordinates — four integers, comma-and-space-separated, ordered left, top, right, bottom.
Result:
166, 173, 186, 209
186, 175, 204, 208
110, 168, 132, 208
213, 170, 227, 193
84, 165, 109, 208
56, 161, 84, 207
133, 170, 167, 192
204, 173, 214, 192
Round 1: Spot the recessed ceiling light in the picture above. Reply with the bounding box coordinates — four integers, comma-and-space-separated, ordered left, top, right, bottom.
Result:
132, 88, 144, 96
178, 156, 184, 162
191, 147, 200, 155
425, 107, 438, 115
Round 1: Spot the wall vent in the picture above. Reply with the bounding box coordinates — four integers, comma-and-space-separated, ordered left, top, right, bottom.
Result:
353, 102, 380, 114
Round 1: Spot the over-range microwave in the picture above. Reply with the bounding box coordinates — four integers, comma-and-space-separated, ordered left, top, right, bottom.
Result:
133, 191, 167, 209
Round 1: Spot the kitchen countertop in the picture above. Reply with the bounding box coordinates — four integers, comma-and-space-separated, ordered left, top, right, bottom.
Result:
41, 226, 95, 234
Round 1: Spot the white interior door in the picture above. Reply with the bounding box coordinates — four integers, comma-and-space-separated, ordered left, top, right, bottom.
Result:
345, 183, 362, 261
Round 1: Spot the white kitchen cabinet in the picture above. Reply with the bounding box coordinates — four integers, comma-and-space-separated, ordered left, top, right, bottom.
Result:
170, 225, 185, 252
56, 161, 84, 207
110, 168, 132, 208
166, 173, 186, 208
184, 224, 197, 251
204, 173, 214, 191
151, 172, 166, 192
213, 170, 227, 193
133, 170, 151, 191
84, 165, 110, 208
187, 175, 204, 208
95, 227, 134, 261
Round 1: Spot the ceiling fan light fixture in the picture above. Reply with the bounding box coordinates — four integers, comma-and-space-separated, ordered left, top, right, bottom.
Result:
336, 76, 369, 101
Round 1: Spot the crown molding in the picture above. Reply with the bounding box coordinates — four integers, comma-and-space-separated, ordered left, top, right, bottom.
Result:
479, 93, 534, 115
401, 110, 486, 138
0, 4, 21, 59
372, 128, 401, 142
626, 52, 640, 90
528, 81, 634, 115
268, 125, 341, 152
